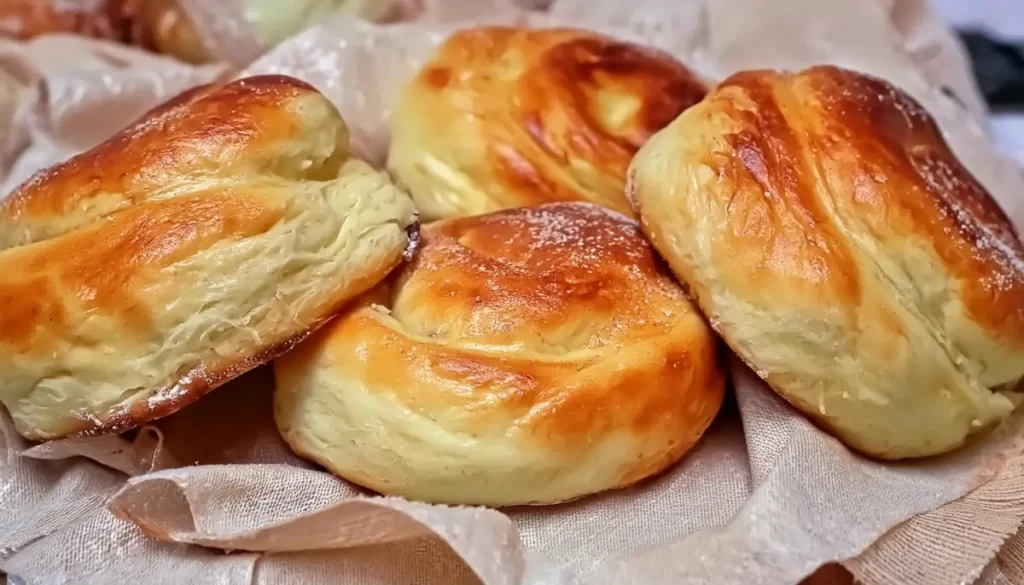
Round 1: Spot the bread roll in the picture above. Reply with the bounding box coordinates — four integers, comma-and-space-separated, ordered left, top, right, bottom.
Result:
0, 75, 418, 440
0, 0, 125, 41
136, 0, 210, 64
0, 0, 210, 64
0, 0, 399, 64
387, 27, 707, 220
628, 65, 1024, 459
274, 202, 724, 506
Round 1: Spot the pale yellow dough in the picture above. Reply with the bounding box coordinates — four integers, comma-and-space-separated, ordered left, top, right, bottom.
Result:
0, 76, 417, 440
627, 66, 1024, 459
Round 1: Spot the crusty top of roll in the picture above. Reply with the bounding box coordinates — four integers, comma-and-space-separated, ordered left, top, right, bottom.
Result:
628, 65, 1024, 459
274, 202, 724, 505
3, 76, 322, 247
387, 26, 706, 220
386, 203, 691, 347
0, 75, 417, 440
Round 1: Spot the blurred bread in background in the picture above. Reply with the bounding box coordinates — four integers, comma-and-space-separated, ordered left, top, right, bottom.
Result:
0, 0, 399, 64
388, 26, 707, 220
0, 0, 210, 63
244, 0, 400, 48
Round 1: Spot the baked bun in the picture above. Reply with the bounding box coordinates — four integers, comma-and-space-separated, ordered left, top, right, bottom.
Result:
0, 0, 126, 41
0, 0, 210, 64
136, 0, 210, 64
387, 27, 707, 220
628, 65, 1024, 459
274, 202, 724, 506
0, 75, 418, 440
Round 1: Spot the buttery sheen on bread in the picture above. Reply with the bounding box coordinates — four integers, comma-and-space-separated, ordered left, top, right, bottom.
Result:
387, 26, 707, 220
0, 75, 417, 440
628, 65, 1024, 460
274, 203, 724, 506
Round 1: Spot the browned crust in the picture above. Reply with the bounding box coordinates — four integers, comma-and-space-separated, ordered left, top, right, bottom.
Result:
276, 203, 726, 504
405, 26, 706, 215
1, 74, 319, 235
278, 347, 724, 507
628, 65, 1024, 461
4, 74, 412, 442
654, 64, 1024, 352
0, 0, 213, 63
0, 0, 134, 42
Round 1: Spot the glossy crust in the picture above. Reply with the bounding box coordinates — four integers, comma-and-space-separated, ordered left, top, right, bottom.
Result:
0, 75, 418, 440
628, 65, 1024, 459
387, 27, 706, 220
0, 0, 210, 64
274, 202, 724, 506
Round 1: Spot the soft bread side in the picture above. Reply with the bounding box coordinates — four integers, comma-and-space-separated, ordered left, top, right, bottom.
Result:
0, 75, 417, 440
274, 203, 724, 506
628, 65, 1024, 459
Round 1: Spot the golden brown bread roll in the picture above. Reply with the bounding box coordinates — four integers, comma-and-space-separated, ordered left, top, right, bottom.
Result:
274, 202, 724, 505
0, 75, 418, 440
628, 65, 1024, 460
387, 27, 707, 220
